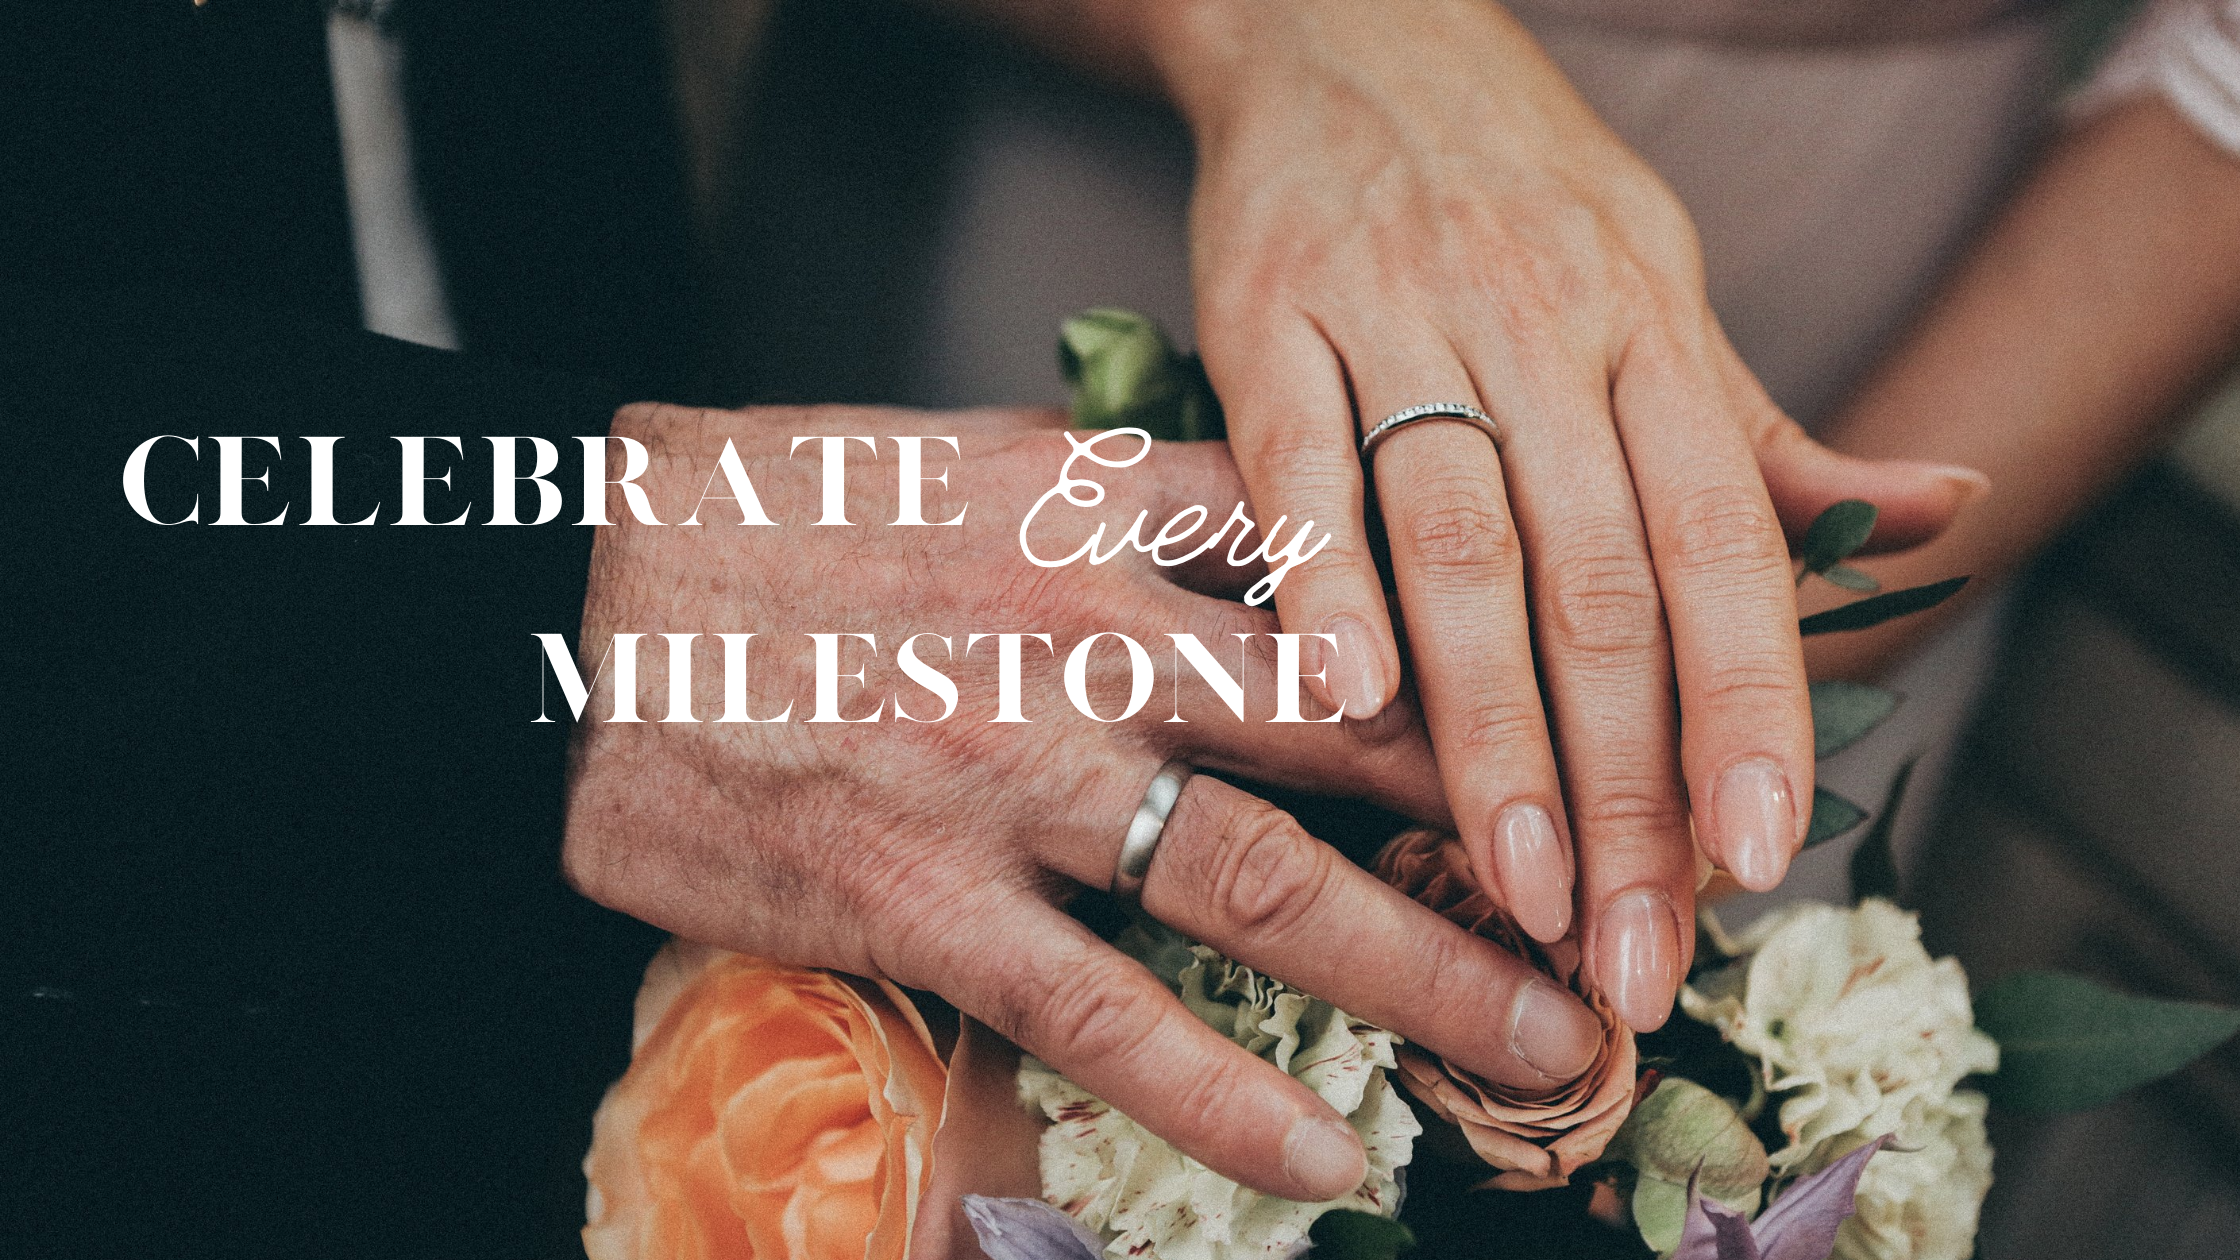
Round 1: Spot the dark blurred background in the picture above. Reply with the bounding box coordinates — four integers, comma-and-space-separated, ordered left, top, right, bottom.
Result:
5, 1, 2236, 1256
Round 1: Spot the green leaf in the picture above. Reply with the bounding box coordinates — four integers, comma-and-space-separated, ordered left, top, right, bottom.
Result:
1800, 499, 1878, 573
1847, 758, 1916, 904
1799, 577, 1970, 636
1820, 563, 1881, 592
1308, 1209, 1415, 1260
1804, 788, 1867, 849
1975, 971, 2240, 1112
1810, 680, 1899, 759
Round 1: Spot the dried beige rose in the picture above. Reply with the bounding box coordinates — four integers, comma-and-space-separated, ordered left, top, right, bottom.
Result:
1373, 829, 1640, 1190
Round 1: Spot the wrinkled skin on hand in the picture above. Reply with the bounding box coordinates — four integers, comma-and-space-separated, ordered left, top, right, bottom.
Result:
1144, 0, 1983, 1027
563, 403, 1608, 1204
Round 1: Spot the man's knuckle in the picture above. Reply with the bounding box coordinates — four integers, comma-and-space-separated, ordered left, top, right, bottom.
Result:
853, 852, 976, 952
1197, 804, 1331, 939
1166, 1053, 1262, 1130
1030, 961, 1165, 1065
1408, 925, 1479, 1013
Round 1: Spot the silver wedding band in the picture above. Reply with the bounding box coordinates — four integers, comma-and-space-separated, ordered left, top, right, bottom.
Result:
1111, 758, 1194, 901
1359, 402, 1502, 459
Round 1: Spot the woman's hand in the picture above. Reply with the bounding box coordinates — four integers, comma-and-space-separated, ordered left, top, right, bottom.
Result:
1122, 0, 1985, 1028
563, 403, 1607, 1203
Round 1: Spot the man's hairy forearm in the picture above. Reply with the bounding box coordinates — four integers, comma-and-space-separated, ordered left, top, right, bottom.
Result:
1809, 95, 2240, 677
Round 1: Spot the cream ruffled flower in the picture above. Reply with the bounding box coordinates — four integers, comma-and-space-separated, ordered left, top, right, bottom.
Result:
1680, 899, 1999, 1260
1018, 946, 1419, 1260
1831, 1090, 1995, 1260
1681, 898, 1998, 1170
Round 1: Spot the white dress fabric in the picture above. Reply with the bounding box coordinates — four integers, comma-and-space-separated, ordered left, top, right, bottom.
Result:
2078, 0, 2240, 155
326, 2, 458, 350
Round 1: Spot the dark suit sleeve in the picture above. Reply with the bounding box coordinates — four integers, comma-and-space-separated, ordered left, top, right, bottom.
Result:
0, 287, 662, 1258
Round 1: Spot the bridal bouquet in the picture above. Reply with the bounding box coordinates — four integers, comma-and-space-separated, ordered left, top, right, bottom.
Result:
576, 313, 2240, 1260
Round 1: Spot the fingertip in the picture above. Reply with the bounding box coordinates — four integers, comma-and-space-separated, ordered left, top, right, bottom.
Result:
1620, 1001, 1673, 1035
1920, 461, 1993, 501
1709, 757, 1797, 893
1490, 802, 1573, 943
1509, 979, 1601, 1084
1593, 887, 1681, 1034
1759, 421, 1993, 555
1850, 459, 1991, 555
1316, 612, 1393, 719
1282, 1113, 1368, 1202
1524, 898, 1575, 945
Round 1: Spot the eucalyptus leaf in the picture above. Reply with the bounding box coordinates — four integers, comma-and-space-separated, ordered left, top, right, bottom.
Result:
1820, 563, 1881, 592
1799, 499, 1877, 574
1809, 680, 1899, 759
1308, 1209, 1415, 1260
1974, 970, 2240, 1112
1847, 759, 1915, 905
1799, 577, 1969, 636
1803, 788, 1867, 849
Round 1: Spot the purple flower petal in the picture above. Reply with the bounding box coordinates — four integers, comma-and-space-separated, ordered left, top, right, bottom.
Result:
961, 1195, 1107, 1260
1671, 1134, 1895, 1260
1753, 1135, 1895, 1260
1709, 1203, 1765, 1260
1673, 1181, 1764, 1260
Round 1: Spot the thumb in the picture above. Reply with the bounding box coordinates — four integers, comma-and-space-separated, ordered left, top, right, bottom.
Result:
1753, 416, 1989, 555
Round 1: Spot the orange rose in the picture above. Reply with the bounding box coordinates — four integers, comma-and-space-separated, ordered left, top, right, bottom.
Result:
583, 941, 948, 1260
1374, 829, 1640, 1191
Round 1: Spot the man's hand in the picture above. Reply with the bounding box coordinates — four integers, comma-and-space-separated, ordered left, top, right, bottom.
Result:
561, 403, 1605, 1202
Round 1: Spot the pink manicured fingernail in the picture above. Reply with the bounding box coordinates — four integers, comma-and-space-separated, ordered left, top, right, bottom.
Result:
1283, 1114, 1367, 1200
1510, 978, 1601, 1083
1715, 758, 1797, 893
1493, 803, 1572, 942
1317, 615, 1387, 719
1597, 888, 1679, 1033
1913, 461, 1993, 500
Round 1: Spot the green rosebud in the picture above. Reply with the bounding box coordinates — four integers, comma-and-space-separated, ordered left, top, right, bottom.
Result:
1610, 1077, 1770, 1200
1058, 308, 1223, 442
1629, 1173, 1694, 1254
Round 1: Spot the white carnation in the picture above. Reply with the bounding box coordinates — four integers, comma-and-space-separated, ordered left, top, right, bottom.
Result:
1680, 899, 1998, 1170
1833, 1090, 1994, 1260
1019, 947, 1419, 1260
